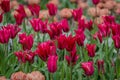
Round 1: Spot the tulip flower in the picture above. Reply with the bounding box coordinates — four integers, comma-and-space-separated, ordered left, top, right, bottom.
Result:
3, 24, 21, 39
58, 19, 70, 32
111, 23, 120, 36
93, 32, 103, 43
75, 29, 85, 46
65, 47, 79, 66
0, 28, 10, 44
28, 4, 40, 16
57, 34, 67, 50
78, 18, 86, 31
19, 33, 34, 50
72, 8, 82, 21
1, 0, 10, 13
92, 0, 100, 5
0, 13, 3, 23
14, 50, 35, 63
47, 55, 58, 73
86, 20, 93, 31
36, 40, 56, 61
97, 60, 104, 74
47, 3, 57, 16
86, 44, 96, 57
81, 61, 94, 76
98, 23, 111, 37
47, 22, 62, 39
65, 35, 76, 52
30, 18, 48, 33
112, 35, 120, 48
103, 15, 115, 25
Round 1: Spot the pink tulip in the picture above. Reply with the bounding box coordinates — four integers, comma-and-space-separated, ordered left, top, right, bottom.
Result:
112, 35, 120, 48
92, 0, 100, 5
47, 3, 57, 16
72, 8, 82, 21
86, 44, 96, 57
1, 0, 10, 13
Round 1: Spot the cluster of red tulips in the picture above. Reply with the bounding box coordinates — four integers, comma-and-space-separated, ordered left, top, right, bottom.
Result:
0, 0, 120, 80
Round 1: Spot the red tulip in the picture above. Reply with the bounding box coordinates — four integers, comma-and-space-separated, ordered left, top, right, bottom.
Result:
86, 44, 96, 57
47, 22, 62, 39
47, 3, 57, 16
103, 16, 115, 25
57, 34, 67, 50
112, 35, 120, 48
1, 0, 10, 13
19, 33, 34, 50
47, 55, 58, 73
59, 19, 70, 32
3, 24, 21, 39
111, 23, 120, 36
97, 60, 104, 74
36, 40, 56, 61
86, 20, 93, 31
93, 32, 103, 43
65, 34, 76, 51
16, 5, 26, 18
30, 18, 48, 33
81, 61, 94, 76
78, 18, 86, 31
28, 4, 40, 16
98, 23, 110, 37
65, 47, 79, 66
92, 0, 100, 5
75, 29, 85, 46
0, 28, 10, 44
0, 13, 3, 23
14, 50, 35, 63
72, 8, 82, 21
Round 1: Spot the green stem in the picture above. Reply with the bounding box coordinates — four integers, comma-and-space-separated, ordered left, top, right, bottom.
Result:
70, 64, 72, 80
23, 19, 27, 32
50, 73, 53, 80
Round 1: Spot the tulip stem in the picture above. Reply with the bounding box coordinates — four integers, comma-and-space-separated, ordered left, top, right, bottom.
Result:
70, 64, 73, 80
50, 73, 53, 80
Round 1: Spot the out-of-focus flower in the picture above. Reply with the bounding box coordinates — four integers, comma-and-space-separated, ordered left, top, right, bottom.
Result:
75, 29, 85, 46
27, 0, 40, 5
36, 40, 56, 61
77, 1, 88, 9
47, 22, 62, 39
93, 32, 103, 43
0, 13, 3, 23
65, 34, 76, 52
65, 47, 79, 66
87, 7, 100, 17
81, 61, 94, 76
72, 8, 82, 21
39, 10, 50, 19
59, 19, 70, 32
92, 0, 100, 5
47, 3, 57, 16
1, 0, 10, 13
3, 24, 21, 39
99, 8, 110, 16
112, 35, 120, 48
97, 60, 104, 74
14, 50, 35, 63
86, 44, 96, 57
28, 4, 40, 16
19, 33, 34, 50
98, 23, 111, 37
0, 28, 10, 44
59, 8, 72, 19
0, 76, 6, 80
47, 55, 58, 73
57, 34, 67, 50
104, 0, 116, 10
11, 71, 27, 80
30, 18, 48, 33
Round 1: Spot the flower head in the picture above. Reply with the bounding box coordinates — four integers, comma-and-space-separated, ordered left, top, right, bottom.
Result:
47, 3, 57, 16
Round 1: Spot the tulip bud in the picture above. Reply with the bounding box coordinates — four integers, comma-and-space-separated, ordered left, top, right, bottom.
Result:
92, 0, 100, 5
97, 60, 104, 74
86, 44, 96, 57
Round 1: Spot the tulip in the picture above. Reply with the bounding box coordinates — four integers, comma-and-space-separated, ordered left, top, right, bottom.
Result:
86, 44, 96, 57
59, 19, 70, 32
111, 23, 120, 36
112, 35, 120, 48
19, 33, 34, 50
65, 47, 79, 66
1, 0, 10, 13
3, 24, 21, 39
78, 18, 86, 31
92, 0, 100, 5
97, 60, 104, 74
93, 32, 103, 43
103, 16, 115, 25
75, 29, 85, 46
30, 18, 48, 33
86, 20, 93, 31
57, 34, 67, 50
0, 28, 10, 44
36, 40, 56, 61
0, 13, 3, 23
16, 5, 26, 18
28, 4, 40, 16
72, 8, 82, 21
81, 61, 94, 76
47, 3, 57, 16
14, 50, 35, 63
65, 34, 76, 52
47, 55, 58, 73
